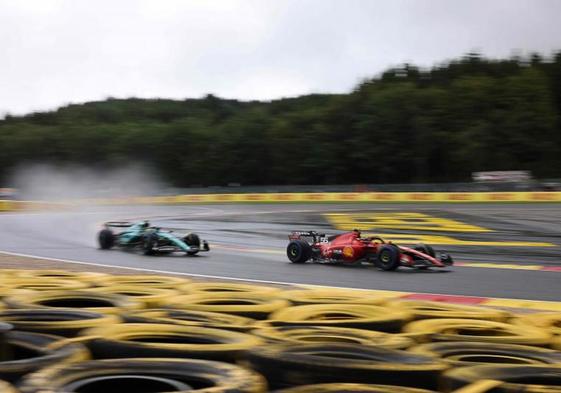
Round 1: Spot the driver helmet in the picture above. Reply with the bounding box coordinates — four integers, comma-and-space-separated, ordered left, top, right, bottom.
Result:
352, 228, 361, 238
140, 220, 150, 229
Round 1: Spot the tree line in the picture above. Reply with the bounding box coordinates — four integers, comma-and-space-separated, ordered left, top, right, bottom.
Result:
1, 52, 560, 186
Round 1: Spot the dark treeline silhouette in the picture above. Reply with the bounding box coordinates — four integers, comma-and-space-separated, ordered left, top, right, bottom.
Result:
1, 52, 561, 186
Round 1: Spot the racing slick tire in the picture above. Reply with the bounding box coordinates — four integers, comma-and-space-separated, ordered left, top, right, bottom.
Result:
287, 240, 312, 263
18, 358, 267, 393
142, 233, 158, 256
97, 229, 115, 250
414, 243, 435, 258
183, 233, 201, 255
376, 245, 400, 271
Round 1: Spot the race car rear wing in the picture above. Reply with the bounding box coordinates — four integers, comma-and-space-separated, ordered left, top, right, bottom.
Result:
289, 231, 325, 242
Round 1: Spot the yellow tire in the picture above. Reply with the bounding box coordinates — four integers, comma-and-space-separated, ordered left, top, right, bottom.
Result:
388, 300, 511, 321
410, 341, 561, 367
268, 304, 412, 332
3, 290, 142, 315
125, 308, 256, 331
168, 293, 289, 319
513, 313, 561, 337
100, 275, 190, 289
181, 282, 281, 296
80, 323, 263, 362
251, 325, 413, 349
87, 286, 181, 308
2, 277, 91, 291
442, 364, 561, 392
277, 289, 387, 306
19, 358, 266, 393
403, 318, 551, 346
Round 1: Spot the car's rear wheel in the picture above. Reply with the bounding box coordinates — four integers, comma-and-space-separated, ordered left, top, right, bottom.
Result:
183, 233, 201, 256
98, 229, 115, 250
287, 240, 312, 264
376, 245, 400, 271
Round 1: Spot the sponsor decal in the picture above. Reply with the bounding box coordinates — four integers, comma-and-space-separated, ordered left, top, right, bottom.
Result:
245, 194, 264, 201
342, 246, 354, 258
411, 193, 432, 200
306, 193, 325, 200
488, 193, 514, 201
274, 193, 294, 201
447, 193, 473, 200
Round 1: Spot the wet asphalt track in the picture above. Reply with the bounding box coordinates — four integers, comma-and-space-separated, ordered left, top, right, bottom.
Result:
0, 203, 560, 301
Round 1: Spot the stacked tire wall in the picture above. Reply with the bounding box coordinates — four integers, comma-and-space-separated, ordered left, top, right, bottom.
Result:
0, 269, 561, 392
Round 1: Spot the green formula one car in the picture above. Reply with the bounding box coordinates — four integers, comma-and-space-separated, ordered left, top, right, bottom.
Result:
97, 220, 209, 256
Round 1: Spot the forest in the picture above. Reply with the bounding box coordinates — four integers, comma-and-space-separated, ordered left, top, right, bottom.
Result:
1, 52, 560, 186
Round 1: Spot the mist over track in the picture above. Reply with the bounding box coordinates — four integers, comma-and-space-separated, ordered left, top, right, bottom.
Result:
0, 203, 559, 301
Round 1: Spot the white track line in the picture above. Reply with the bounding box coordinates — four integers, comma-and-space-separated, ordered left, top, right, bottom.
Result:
0, 250, 304, 287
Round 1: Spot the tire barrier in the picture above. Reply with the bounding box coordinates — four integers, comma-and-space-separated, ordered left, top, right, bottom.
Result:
274, 383, 437, 392
1, 268, 561, 391
18, 358, 267, 393
251, 325, 414, 349
247, 343, 448, 390
167, 293, 289, 320
388, 300, 511, 321
87, 286, 181, 308
278, 289, 387, 306
267, 304, 412, 332
101, 275, 190, 289
403, 318, 552, 346
0, 309, 120, 337
410, 342, 561, 367
79, 323, 263, 362
441, 364, 561, 392
514, 313, 561, 337
123, 309, 256, 332
0, 322, 89, 382
181, 282, 281, 296
2, 290, 142, 315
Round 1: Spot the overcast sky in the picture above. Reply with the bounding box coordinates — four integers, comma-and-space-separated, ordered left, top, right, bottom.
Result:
1, 0, 560, 116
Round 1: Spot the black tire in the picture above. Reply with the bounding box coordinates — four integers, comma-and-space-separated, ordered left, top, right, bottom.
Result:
376, 245, 400, 271
287, 240, 312, 263
414, 243, 435, 258
97, 229, 114, 250
19, 358, 266, 393
247, 343, 446, 390
0, 328, 89, 382
184, 233, 201, 255
143, 233, 158, 256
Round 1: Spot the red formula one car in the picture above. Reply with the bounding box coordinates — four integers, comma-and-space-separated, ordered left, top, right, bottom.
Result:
286, 230, 453, 271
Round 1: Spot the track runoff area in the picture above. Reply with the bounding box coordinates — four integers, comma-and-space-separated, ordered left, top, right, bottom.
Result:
0, 200, 559, 308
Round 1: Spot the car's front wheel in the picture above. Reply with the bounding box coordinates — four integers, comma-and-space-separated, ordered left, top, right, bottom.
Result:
98, 229, 115, 250
183, 233, 201, 256
376, 244, 400, 271
287, 240, 312, 264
